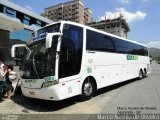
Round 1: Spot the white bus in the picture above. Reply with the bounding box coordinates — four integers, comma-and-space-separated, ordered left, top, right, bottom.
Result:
11, 21, 151, 101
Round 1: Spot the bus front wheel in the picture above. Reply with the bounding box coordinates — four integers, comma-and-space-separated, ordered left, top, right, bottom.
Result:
81, 78, 95, 100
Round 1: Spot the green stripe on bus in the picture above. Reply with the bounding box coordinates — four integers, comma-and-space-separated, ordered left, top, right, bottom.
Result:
127, 55, 138, 60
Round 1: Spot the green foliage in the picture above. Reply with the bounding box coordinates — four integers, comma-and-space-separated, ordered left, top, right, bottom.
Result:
148, 48, 160, 61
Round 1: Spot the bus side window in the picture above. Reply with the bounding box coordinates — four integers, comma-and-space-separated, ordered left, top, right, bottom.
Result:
59, 37, 73, 62
59, 24, 83, 78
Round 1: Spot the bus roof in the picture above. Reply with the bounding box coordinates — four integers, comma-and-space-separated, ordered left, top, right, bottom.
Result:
35, 20, 148, 48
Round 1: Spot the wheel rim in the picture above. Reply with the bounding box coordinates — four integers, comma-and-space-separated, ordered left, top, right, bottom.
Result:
83, 82, 93, 96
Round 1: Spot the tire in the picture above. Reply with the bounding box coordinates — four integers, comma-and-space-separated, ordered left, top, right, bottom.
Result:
81, 78, 95, 101
143, 69, 147, 77
14, 86, 22, 95
138, 70, 143, 80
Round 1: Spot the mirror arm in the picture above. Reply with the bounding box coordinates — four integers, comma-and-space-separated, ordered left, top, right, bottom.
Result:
46, 33, 63, 49
56, 51, 61, 55
11, 44, 26, 58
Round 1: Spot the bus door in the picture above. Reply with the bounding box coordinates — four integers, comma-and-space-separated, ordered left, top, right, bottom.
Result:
59, 24, 83, 79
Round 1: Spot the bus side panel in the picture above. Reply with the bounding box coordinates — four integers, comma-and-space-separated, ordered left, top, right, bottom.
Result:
83, 52, 150, 90
125, 64, 134, 80
83, 52, 128, 88
96, 65, 127, 88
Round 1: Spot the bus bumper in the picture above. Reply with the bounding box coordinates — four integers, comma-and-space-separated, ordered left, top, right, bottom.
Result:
21, 86, 66, 101
21, 81, 80, 101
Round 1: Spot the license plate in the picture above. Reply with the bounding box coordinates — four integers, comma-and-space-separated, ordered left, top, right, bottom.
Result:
29, 91, 35, 95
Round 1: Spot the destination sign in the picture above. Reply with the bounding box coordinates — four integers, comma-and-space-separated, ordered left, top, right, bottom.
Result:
32, 32, 48, 41
32, 23, 60, 41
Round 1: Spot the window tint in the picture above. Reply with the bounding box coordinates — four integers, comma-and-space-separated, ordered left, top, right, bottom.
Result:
86, 29, 148, 56
59, 24, 83, 78
114, 37, 147, 56
143, 47, 148, 56
114, 38, 130, 54
86, 30, 115, 52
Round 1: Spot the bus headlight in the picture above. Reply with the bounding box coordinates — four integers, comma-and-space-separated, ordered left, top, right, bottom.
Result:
42, 81, 54, 88
42, 80, 58, 88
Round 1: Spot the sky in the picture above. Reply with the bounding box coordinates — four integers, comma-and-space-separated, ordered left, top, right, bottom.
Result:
11, 0, 160, 48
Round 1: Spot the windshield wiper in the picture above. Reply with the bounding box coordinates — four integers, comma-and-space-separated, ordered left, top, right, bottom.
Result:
26, 46, 31, 60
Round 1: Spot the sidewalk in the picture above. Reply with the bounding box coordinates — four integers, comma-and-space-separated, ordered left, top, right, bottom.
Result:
0, 96, 23, 114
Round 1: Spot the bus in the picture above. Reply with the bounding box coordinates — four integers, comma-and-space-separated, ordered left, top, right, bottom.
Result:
11, 21, 151, 101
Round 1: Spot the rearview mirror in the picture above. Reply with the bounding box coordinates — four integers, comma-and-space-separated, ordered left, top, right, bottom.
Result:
11, 44, 26, 58
46, 32, 63, 49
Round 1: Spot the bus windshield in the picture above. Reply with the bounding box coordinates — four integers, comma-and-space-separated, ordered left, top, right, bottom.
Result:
22, 23, 60, 79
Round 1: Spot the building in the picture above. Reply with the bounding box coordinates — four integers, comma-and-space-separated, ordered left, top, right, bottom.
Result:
42, 0, 92, 24
84, 8, 92, 24
87, 15, 130, 39
0, 0, 53, 64
0, 0, 53, 45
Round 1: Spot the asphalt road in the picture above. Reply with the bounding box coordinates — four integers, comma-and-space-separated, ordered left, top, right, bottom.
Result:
0, 61, 160, 120
101, 61, 160, 114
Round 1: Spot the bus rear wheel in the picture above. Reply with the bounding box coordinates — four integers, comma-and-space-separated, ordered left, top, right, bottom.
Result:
138, 70, 143, 80
81, 78, 95, 100
143, 69, 147, 77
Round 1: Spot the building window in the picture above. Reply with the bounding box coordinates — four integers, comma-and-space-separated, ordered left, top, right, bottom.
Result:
23, 15, 30, 25
36, 20, 42, 27
10, 29, 32, 42
3, 7, 16, 17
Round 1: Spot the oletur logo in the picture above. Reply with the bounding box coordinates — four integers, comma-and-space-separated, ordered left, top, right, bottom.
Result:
127, 54, 138, 60
25, 79, 37, 83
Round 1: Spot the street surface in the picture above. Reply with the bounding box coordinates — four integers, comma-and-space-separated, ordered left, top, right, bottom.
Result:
0, 61, 160, 120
